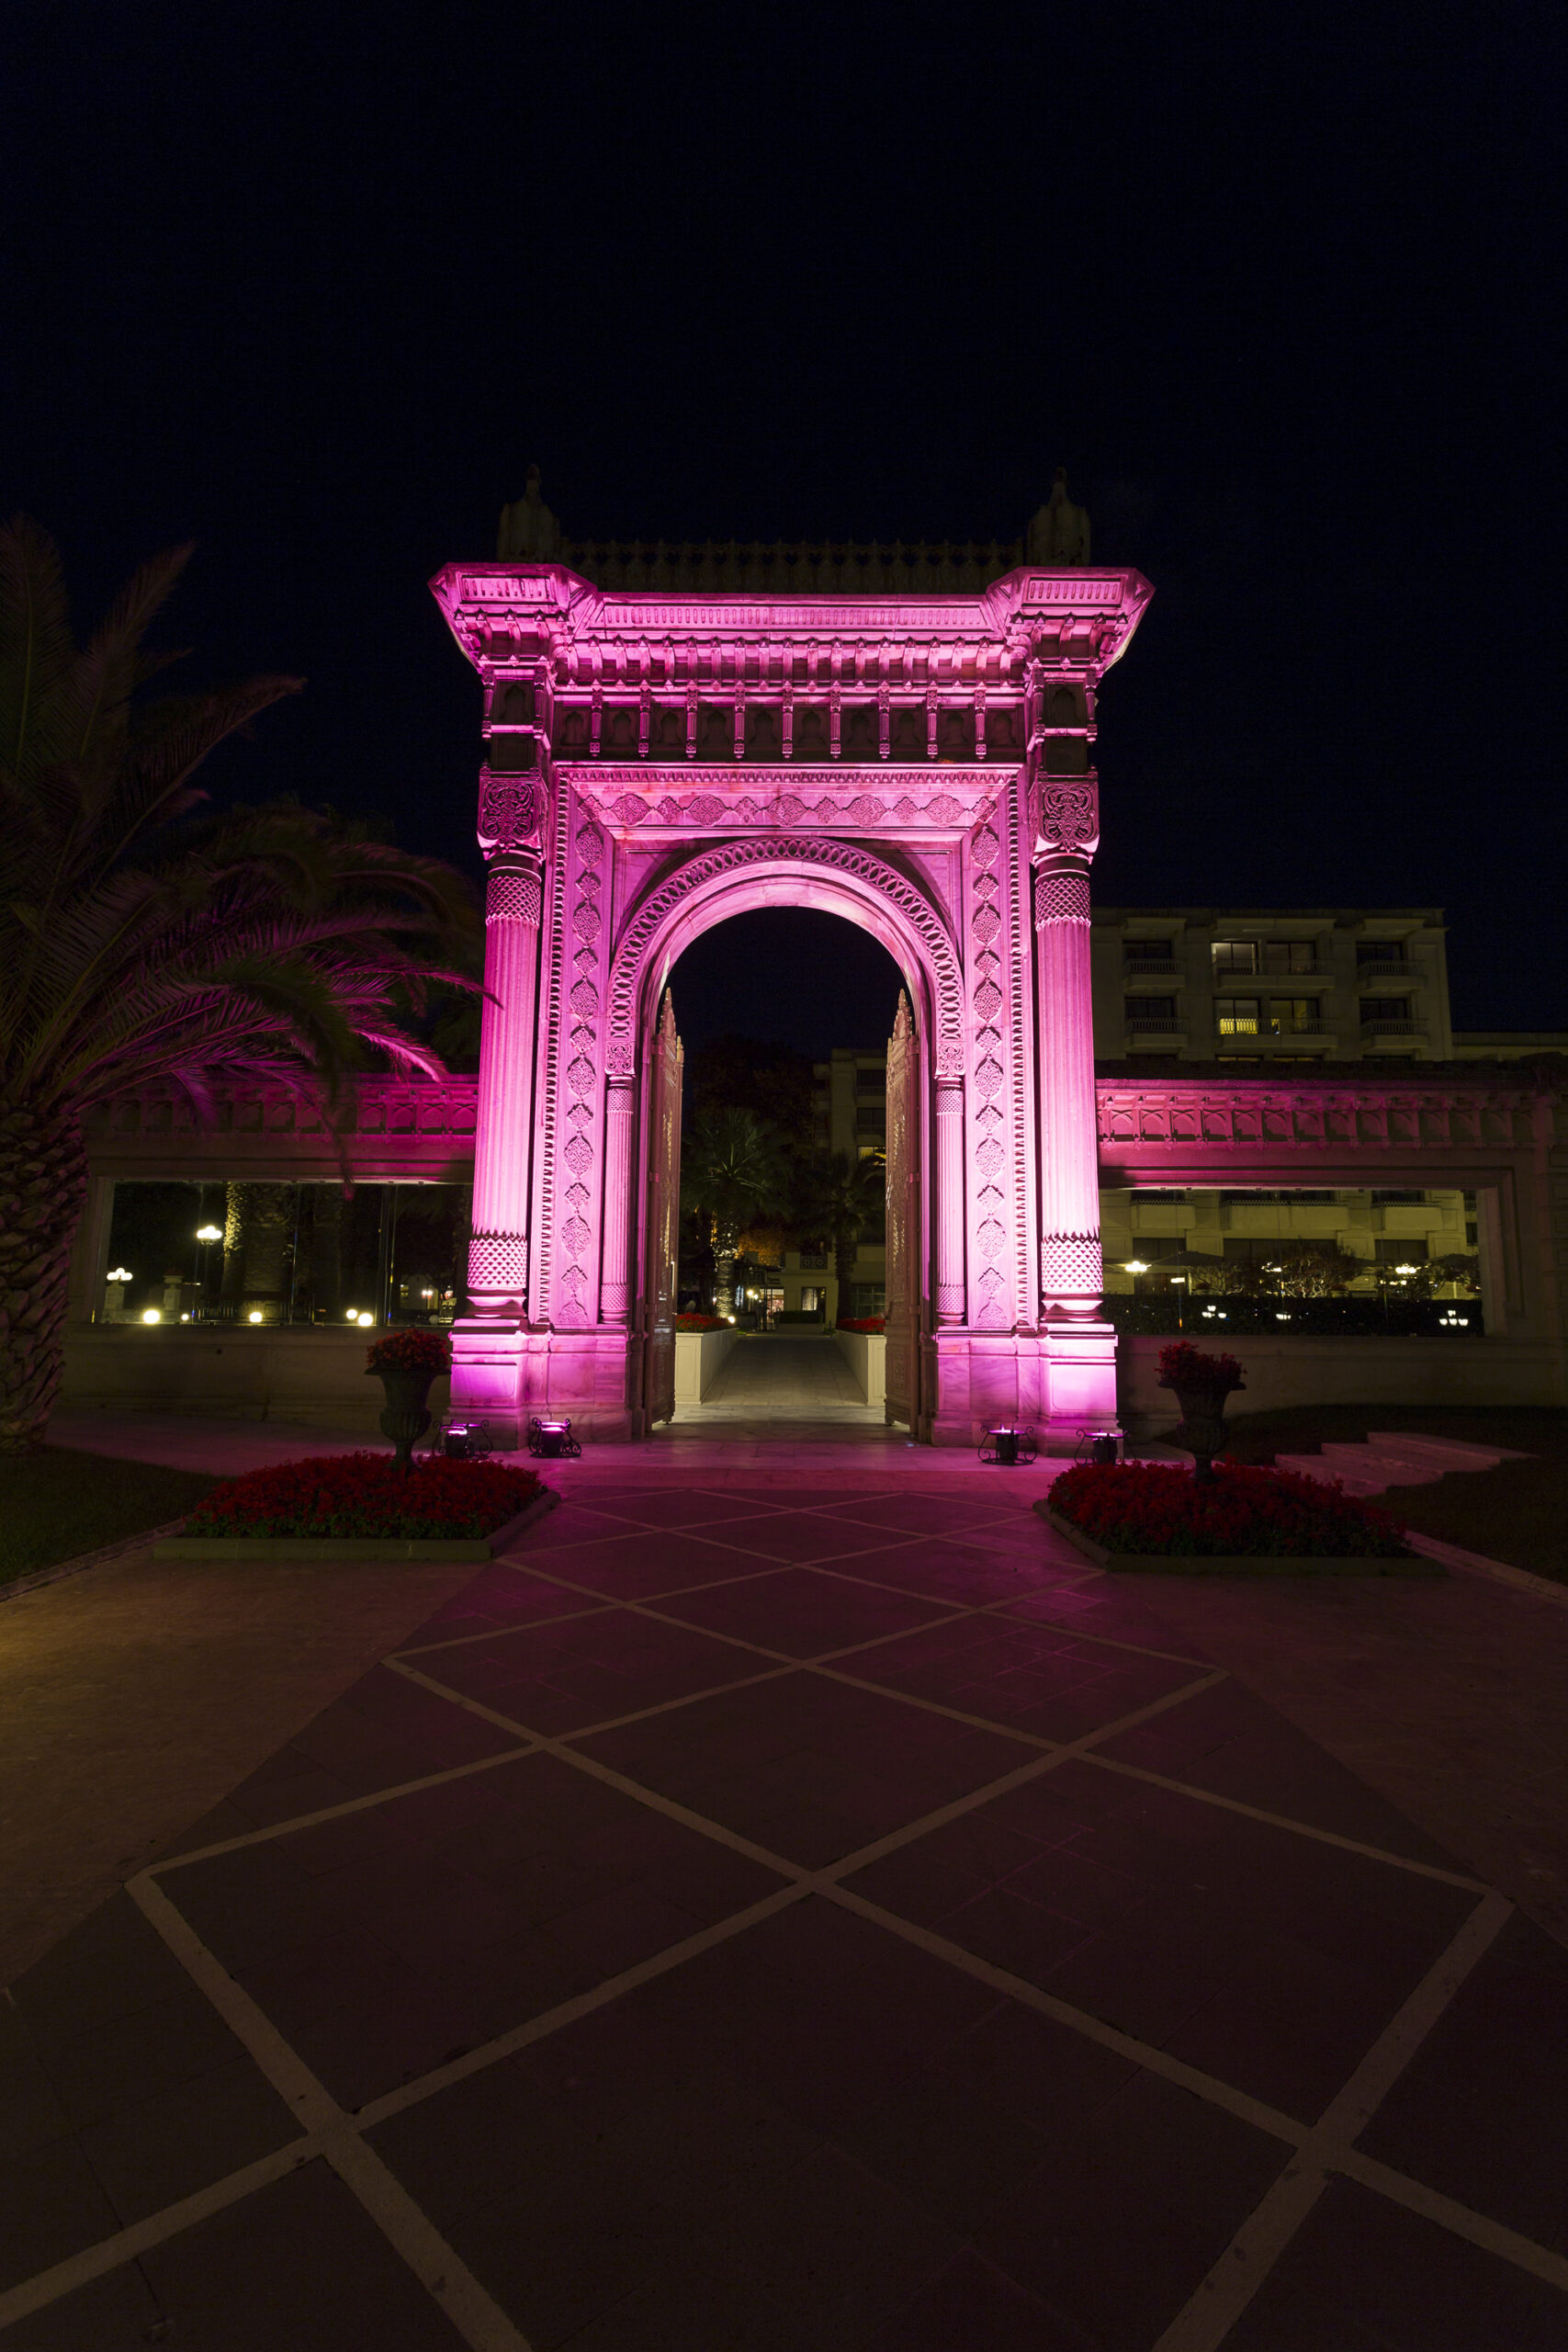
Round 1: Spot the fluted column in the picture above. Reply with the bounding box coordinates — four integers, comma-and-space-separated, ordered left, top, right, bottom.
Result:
600, 1076, 637, 1323
467, 855, 543, 1318
1034, 856, 1103, 1318
934, 1076, 965, 1324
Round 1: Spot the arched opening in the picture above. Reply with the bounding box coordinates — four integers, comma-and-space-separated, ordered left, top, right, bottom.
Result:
618, 873, 942, 1440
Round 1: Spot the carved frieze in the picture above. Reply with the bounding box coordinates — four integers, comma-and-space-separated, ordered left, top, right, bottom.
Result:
605, 835, 966, 1080
967, 821, 1010, 1328
555, 821, 605, 1328
568, 770, 1005, 835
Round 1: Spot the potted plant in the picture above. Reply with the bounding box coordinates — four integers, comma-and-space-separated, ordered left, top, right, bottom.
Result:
365, 1327, 453, 1473
1156, 1340, 1245, 1483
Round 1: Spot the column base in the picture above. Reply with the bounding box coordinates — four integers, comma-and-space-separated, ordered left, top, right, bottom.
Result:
450, 1319, 641, 1452
923, 1323, 1120, 1446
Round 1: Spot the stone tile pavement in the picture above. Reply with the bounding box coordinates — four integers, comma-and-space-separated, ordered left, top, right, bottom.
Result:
5, 1467, 1568, 2346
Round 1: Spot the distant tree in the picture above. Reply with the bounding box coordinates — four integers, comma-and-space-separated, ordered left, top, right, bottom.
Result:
1164, 1250, 1253, 1297
788, 1148, 886, 1303
0, 519, 480, 1449
680, 1107, 788, 1316
686, 1034, 818, 1148
1389, 1250, 1481, 1301
1269, 1243, 1367, 1298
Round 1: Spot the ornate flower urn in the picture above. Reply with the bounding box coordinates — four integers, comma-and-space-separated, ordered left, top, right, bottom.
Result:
1156, 1343, 1246, 1486
364, 1329, 453, 1475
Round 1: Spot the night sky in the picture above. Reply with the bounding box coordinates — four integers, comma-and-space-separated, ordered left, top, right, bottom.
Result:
9, 6, 1562, 1056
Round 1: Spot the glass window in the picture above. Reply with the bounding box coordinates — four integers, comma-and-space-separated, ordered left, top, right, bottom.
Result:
1215, 998, 1260, 1035
100, 1180, 471, 1329
1262, 940, 1319, 974
1126, 996, 1178, 1021
1375, 1237, 1428, 1266
1212, 940, 1258, 977
1267, 999, 1316, 1031
1362, 999, 1412, 1023
1358, 941, 1408, 966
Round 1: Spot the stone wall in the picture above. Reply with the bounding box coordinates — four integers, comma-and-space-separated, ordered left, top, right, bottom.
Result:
1117, 1330, 1560, 1435
60, 1329, 448, 1433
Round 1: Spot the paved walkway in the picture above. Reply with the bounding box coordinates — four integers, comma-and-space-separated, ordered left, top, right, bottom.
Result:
677, 1335, 886, 1426
5, 1460, 1568, 2347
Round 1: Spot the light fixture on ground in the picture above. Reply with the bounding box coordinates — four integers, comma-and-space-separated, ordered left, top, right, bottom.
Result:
356, 1311, 375, 1328
141, 1307, 161, 1325
247, 1309, 264, 1324
979, 1425, 1038, 1466
527, 1416, 581, 1459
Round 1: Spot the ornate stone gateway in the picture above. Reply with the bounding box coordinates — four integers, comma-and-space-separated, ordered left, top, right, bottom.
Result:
431, 547, 1154, 1442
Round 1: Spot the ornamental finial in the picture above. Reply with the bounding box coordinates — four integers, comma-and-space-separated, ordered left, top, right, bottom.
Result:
1026, 468, 1091, 565
498, 463, 562, 561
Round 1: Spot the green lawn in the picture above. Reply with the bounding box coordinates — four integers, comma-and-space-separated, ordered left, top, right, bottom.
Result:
0, 1447, 219, 1587
1221, 1405, 1568, 1584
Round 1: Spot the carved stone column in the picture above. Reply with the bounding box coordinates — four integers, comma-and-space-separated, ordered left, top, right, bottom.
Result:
600, 1076, 637, 1323
1029, 766, 1107, 1328
467, 854, 543, 1318
1034, 855, 1101, 1317
934, 1075, 965, 1323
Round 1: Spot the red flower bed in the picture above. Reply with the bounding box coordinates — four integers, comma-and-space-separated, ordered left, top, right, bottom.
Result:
365, 1328, 453, 1377
675, 1313, 728, 1329
1156, 1340, 1244, 1393
836, 1316, 886, 1332
1049, 1460, 1410, 1558
184, 1453, 541, 1540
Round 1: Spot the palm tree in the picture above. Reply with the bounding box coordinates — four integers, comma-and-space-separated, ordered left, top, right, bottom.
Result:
790, 1148, 886, 1313
680, 1107, 787, 1317
0, 519, 480, 1450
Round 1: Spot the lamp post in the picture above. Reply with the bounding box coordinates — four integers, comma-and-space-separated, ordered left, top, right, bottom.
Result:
195, 1223, 222, 1320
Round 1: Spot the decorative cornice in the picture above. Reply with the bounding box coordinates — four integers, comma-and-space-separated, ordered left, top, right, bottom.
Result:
431, 562, 1155, 669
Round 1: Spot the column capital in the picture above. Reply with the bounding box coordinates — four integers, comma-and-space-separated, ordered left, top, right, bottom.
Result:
1028, 775, 1100, 865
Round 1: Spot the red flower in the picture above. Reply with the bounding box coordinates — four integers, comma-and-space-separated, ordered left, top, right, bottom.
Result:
836, 1317, 886, 1332
365, 1328, 453, 1377
183, 1453, 539, 1540
1156, 1341, 1245, 1393
1050, 1460, 1410, 1558
675, 1313, 728, 1329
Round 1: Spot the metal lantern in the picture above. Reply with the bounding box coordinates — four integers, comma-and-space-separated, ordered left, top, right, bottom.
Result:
978, 1425, 1038, 1466
527, 1417, 581, 1460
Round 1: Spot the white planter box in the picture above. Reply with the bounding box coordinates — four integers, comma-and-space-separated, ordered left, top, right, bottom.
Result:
673, 1325, 739, 1402
834, 1328, 886, 1408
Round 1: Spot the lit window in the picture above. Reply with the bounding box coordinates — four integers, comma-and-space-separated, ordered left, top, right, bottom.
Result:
1212, 940, 1258, 977
1216, 997, 1260, 1035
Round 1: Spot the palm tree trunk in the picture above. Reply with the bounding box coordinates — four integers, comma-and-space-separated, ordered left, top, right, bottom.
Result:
713, 1219, 739, 1317
0, 1100, 88, 1452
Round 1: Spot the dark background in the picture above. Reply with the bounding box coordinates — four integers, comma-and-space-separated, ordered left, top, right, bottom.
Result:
7, 3, 1562, 1058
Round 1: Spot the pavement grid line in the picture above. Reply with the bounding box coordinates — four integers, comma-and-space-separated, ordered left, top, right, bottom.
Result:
5, 1481, 1561, 2346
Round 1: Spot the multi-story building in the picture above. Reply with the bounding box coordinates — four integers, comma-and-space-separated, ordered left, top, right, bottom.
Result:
767, 1046, 888, 1322
1092, 908, 1453, 1064
1088, 909, 1563, 1304
750, 911, 1557, 1326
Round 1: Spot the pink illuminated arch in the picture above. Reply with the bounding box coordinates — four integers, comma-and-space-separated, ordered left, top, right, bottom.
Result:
605, 835, 964, 1077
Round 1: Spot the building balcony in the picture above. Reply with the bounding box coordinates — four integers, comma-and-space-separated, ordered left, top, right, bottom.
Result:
1122, 956, 1180, 978
1214, 1020, 1335, 1049
1361, 1018, 1427, 1041
1124, 1015, 1187, 1040
1355, 957, 1418, 985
